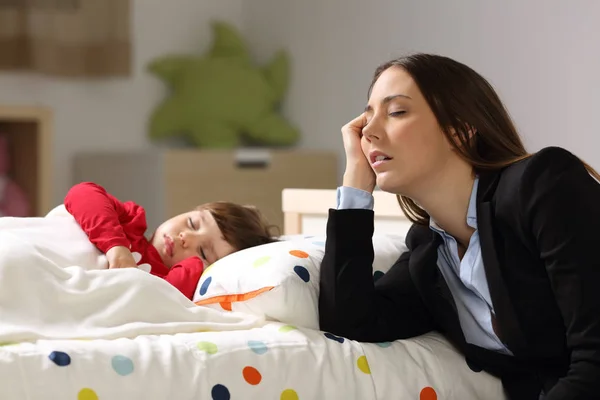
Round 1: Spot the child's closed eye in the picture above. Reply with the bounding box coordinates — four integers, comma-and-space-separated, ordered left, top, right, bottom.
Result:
197, 247, 207, 261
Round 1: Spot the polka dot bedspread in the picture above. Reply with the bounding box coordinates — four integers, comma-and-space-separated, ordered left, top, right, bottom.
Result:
0, 213, 507, 399
0, 325, 505, 399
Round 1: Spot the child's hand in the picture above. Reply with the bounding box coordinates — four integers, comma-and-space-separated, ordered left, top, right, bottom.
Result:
106, 246, 138, 269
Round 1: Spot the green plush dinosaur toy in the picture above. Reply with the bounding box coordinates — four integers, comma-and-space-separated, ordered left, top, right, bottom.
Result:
146, 21, 300, 148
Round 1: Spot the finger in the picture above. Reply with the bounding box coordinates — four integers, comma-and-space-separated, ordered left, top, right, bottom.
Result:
343, 113, 365, 131
344, 115, 368, 139
349, 113, 367, 132
351, 112, 367, 128
112, 263, 134, 269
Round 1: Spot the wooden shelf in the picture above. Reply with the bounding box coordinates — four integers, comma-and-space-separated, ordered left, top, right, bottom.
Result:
72, 149, 338, 232
0, 105, 53, 217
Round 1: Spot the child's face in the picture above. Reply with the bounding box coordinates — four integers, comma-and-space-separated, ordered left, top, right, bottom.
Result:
150, 209, 235, 268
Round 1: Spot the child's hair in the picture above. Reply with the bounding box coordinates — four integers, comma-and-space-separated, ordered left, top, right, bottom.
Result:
196, 201, 279, 251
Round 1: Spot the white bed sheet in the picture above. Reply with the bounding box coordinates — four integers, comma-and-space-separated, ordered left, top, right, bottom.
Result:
0, 209, 506, 399
0, 324, 505, 400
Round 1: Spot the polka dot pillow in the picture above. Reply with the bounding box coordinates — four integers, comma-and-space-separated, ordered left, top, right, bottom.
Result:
192, 234, 407, 330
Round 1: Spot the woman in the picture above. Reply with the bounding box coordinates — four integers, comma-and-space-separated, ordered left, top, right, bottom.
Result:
318, 53, 600, 400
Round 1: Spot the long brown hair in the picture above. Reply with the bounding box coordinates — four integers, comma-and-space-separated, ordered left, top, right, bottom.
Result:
197, 202, 279, 251
369, 53, 600, 225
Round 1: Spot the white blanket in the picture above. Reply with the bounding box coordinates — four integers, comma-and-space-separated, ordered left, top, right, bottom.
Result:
0, 209, 508, 399
0, 209, 264, 343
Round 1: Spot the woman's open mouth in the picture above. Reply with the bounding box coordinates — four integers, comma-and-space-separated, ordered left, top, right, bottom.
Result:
369, 151, 393, 168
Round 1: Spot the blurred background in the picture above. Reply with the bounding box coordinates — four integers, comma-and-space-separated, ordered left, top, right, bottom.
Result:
0, 0, 597, 230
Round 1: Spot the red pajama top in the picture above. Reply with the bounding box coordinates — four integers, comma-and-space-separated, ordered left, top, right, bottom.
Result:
64, 182, 204, 300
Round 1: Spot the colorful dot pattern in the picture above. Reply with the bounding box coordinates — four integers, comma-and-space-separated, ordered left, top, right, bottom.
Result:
420, 386, 438, 400
248, 340, 268, 355
49, 350, 71, 366
356, 355, 371, 374
281, 389, 299, 400
32, 238, 468, 399
197, 341, 218, 354
192, 243, 438, 398
242, 366, 262, 385
199, 276, 212, 295
253, 255, 271, 267
293, 265, 310, 282
199, 243, 389, 293
289, 250, 309, 258
195, 238, 388, 322
197, 245, 317, 301
78, 388, 99, 400
111, 355, 134, 376
324, 332, 344, 343
40, 327, 442, 399
466, 357, 483, 372
211, 384, 230, 400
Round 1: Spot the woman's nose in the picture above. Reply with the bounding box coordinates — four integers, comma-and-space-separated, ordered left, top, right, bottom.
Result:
362, 122, 380, 142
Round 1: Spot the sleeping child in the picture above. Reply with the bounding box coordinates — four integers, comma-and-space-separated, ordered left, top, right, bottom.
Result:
64, 182, 277, 300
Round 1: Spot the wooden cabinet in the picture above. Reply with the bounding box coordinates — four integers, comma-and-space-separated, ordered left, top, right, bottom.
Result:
72, 148, 338, 233
0, 105, 53, 216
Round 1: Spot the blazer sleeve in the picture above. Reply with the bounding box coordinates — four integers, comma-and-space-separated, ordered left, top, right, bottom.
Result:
318, 208, 435, 342
519, 147, 600, 400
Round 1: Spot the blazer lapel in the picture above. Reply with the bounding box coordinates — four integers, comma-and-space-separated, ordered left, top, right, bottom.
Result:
477, 197, 528, 355
409, 232, 467, 346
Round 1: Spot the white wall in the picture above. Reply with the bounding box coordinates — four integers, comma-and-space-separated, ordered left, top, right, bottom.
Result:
0, 0, 245, 205
243, 0, 600, 178
3, 0, 599, 207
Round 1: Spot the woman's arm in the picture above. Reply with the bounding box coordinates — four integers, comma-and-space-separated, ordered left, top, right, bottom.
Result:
64, 182, 144, 253
519, 147, 600, 400
319, 206, 436, 342
321, 114, 434, 341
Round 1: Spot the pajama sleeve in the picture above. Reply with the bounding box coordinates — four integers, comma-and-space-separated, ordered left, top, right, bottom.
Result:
163, 256, 205, 300
64, 182, 147, 253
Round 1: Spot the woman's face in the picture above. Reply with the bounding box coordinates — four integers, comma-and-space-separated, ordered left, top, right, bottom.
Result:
361, 66, 455, 197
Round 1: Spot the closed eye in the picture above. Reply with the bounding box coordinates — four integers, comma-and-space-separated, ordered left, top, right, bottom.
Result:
197, 247, 207, 261
188, 217, 197, 230
390, 111, 406, 116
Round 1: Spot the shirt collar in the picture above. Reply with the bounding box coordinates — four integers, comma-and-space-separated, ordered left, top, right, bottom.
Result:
429, 176, 479, 234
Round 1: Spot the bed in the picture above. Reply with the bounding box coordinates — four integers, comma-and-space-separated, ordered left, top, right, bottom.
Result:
281, 188, 414, 236
0, 190, 507, 400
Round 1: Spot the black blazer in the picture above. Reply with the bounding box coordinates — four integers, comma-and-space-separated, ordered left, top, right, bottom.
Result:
319, 147, 600, 400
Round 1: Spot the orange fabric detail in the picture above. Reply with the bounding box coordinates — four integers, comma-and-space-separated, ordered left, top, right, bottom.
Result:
289, 250, 309, 258
194, 286, 274, 306
243, 366, 262, 385
420, 387, 437, 400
